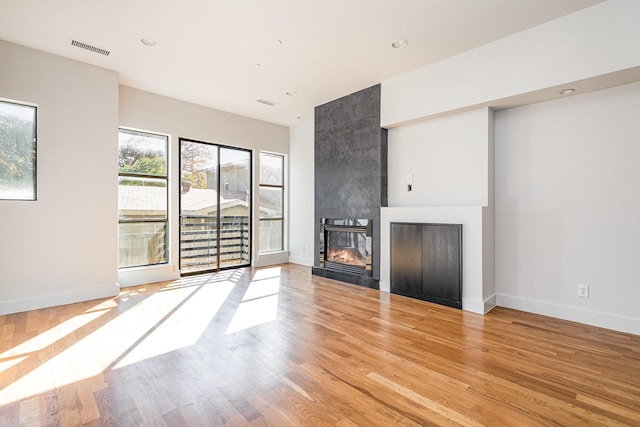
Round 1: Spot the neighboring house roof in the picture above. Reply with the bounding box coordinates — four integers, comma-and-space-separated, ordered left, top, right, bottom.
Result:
119, 184, 166, 212
118, 185, 248, 215
180, 187, 217, 212
180, 187, 247, 213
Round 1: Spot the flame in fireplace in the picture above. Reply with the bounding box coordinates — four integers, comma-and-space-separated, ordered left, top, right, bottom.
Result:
327, 247, 365, 267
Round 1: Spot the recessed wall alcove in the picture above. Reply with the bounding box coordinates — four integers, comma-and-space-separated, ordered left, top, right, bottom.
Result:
381, 107, 496, 314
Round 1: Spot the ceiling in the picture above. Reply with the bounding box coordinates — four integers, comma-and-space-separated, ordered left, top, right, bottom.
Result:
0, 0, 604, 127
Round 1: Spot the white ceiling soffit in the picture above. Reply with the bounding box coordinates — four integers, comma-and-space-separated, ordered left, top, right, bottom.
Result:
0, 0, 604, 126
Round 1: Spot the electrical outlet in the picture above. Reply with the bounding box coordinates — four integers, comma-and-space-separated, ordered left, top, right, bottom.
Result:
577, 284, 589, 298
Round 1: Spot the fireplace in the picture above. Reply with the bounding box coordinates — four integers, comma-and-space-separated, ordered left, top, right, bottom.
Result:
313, 218, 378, 288
320, 218, 372, 276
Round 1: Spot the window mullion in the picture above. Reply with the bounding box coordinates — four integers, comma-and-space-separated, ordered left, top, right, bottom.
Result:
118, 128, 169, 268
258, 152, 285, 253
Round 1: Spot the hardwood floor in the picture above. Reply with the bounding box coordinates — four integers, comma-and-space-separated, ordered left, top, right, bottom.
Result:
1, 263, 639, 426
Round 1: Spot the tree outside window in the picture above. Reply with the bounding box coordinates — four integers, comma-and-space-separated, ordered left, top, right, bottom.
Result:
118, 128, 169, 268
0, 100, 36, 200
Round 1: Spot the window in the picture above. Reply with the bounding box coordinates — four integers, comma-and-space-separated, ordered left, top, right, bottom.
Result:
118, 128, 169, 268
0, 100, 36, 200
259, 152, 285, 253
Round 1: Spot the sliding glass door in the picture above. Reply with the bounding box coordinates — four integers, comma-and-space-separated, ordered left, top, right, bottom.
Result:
179, 139, 251, 274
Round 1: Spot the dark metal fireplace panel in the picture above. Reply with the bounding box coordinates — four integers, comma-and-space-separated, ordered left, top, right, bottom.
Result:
390, 222, 462, 309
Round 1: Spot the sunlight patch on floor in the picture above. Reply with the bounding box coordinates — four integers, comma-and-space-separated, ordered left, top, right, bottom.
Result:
0, 306, 109, 359
0, 285, 195, 406
113, 279, 236, 369
242, 277, 280, 301
226, 269, 282, 334
252, 266, 282, 281
226, 294, 279, 334
0, 356, 27, 375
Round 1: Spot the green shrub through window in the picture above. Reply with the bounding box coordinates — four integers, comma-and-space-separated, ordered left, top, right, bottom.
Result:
0, 100, 36, 200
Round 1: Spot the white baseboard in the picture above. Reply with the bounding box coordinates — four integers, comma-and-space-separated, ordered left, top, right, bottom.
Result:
118, 264, 180, 287
254, 251, 291, 267
462, 294, 497, 314
379, 279, 390, 293
0, 283, 120, 316
496, 293, 640, 336
288, 255, 313, 267
483, 294, 497, 314
462, 298, 486, 315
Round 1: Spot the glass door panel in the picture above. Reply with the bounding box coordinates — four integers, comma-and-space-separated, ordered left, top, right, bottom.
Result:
219, 147, 251, 268
180, 140, 219, 274
180, 140, 251, 274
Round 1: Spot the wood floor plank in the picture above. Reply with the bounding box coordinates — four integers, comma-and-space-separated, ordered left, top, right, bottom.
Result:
39, 389, 60, 427
0, 263, 639, 426
18, 396, 39, 427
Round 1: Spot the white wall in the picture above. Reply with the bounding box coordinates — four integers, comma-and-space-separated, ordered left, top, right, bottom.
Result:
288, 117, 315, 266
382, 0, 640, 127
0, 40, 120, 314
382, 107, 495, 314
377, 0, 640, 331
118, 86, 289, 285
495, 82, 640, 335
387, 108, 489, 207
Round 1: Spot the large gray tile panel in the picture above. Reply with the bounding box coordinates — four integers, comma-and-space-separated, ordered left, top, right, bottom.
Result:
314, 84, 387, 281
315, 85, 380, 132
315, 120, 382, 159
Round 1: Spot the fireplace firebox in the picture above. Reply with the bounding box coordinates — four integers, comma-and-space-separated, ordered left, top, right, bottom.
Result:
319, 218, 372, 277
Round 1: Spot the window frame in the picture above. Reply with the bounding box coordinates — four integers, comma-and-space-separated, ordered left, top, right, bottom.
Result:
118, 127, 170, 269
178, 137, 253, 274
0, 99, 37, 201
258, 151, 286, 253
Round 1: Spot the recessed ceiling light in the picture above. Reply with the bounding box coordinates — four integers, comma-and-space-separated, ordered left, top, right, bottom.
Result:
286, 91, 298, 96
141, 38, 157, 47
557, 88, 576, 95
392, 39, 408, 49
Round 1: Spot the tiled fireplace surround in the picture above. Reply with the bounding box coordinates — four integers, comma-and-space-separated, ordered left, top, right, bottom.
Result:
312, 85, 387, 289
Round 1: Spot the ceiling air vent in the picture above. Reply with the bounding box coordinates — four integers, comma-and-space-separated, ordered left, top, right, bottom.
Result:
71, 40, 110, 56
256, 98, 277, 107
